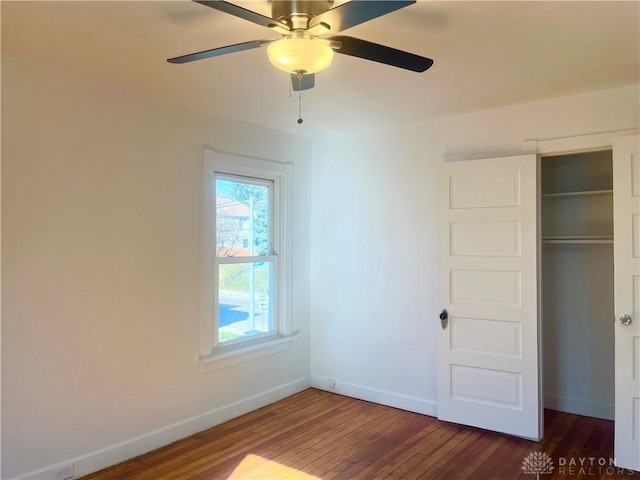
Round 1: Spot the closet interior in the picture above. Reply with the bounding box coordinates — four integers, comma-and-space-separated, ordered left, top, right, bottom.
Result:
541, 150, 615, 420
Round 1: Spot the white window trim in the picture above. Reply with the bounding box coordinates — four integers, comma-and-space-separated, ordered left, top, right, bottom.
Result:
200, 148, 295, 373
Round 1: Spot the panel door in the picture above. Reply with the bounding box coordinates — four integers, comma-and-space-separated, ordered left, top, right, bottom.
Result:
437, 154, 540, 439
613, 135, 640, 471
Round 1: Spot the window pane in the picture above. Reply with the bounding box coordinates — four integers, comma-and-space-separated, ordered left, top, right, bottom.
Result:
218, 262, 274, 343
216, 178, 270, 257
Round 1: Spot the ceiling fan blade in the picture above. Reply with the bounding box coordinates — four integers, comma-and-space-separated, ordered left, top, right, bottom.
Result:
291, 73, 315, 91
309, 1, 414, 33
329, 35, 433, 72
193, 1, 290, 31
167, 39, 268, 64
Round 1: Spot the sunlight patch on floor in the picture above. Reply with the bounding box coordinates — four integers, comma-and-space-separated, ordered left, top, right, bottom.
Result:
227, 454, 322, 479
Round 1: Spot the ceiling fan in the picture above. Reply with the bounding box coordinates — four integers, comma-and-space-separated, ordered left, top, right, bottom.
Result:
167, 0, 434, 93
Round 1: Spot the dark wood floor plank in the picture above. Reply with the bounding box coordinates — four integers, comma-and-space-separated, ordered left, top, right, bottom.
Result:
412, 428, 479, 479
273, 404, 394, 473
80, 389, 640, 480
333, 414, 436, 479
327, 418, 431, 480
373, 423, 466, 479
304, 408, 414, 478
436, 430, 506, 479
476, 434, 532, 480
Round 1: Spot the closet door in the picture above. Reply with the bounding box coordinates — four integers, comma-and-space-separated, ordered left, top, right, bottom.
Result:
437, 154, 540, 439
613, 135, 640, 471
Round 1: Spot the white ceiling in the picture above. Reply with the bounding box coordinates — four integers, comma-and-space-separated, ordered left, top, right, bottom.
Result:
2, 1, 639, 136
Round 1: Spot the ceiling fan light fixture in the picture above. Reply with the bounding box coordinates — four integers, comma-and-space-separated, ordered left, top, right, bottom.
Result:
267, 36, 334, 74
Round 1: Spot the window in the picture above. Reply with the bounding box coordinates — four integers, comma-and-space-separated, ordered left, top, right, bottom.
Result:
215, 175, 274, 344
201, 149, 294, 371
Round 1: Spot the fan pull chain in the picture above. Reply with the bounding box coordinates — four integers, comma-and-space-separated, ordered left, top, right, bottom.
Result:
297, 72, 304, 124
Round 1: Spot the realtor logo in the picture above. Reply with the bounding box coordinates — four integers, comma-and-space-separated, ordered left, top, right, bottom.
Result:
522, 451, 555, 479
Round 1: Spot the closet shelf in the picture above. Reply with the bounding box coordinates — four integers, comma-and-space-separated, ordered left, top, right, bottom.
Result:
541, 189, 613, 199
542, 235, 613, 244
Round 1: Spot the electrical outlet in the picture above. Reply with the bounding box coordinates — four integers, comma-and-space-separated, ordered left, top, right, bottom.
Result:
53, 464, 74, 480
328, 378, 336, 388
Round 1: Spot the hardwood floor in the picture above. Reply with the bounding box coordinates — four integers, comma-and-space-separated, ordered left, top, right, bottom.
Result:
81, 389, 639, 480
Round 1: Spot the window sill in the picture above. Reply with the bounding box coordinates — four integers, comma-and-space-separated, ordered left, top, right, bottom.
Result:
199, 334, 298, 373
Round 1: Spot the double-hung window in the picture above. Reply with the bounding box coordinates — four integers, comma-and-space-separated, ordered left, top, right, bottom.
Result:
201, 149, 293, 370
215, 174, 275, 343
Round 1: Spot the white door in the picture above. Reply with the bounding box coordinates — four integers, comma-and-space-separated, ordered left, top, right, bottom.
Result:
437, 154, 540, 439
613, 135, 640, 471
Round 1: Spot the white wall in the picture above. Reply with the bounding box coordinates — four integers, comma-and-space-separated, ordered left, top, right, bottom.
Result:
1, 54, 312, 479
310, 85, 639, 411
309, 123, 439, 414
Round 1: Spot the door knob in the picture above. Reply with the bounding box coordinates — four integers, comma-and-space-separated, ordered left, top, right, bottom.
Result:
619, 314, 633, 326
439, 309, 448, 330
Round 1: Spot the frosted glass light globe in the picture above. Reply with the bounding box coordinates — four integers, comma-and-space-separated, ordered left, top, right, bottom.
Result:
267, 37, 334, 74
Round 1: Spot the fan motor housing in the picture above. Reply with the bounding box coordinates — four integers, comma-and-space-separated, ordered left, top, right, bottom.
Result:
269, 0, 333, 25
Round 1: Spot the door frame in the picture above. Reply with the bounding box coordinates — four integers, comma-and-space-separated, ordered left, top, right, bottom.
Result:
523, 129, 638, 157
526, 128, 639, 439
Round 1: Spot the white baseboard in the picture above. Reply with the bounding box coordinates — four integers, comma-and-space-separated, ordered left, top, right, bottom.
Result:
17, 377, 311, 480
310, 375, 437, 417
544, 395, 614, 421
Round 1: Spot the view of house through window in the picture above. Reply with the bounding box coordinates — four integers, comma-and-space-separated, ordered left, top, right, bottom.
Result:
215, 176, 275, 344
